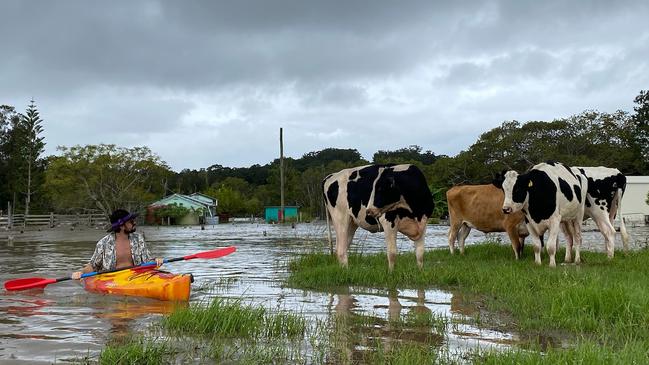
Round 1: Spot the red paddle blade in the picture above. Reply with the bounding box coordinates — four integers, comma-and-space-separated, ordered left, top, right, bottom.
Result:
4, 278, 57, 291
185, 246, 236, 260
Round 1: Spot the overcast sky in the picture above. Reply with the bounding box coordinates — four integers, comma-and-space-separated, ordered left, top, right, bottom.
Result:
1, 1, 648, 171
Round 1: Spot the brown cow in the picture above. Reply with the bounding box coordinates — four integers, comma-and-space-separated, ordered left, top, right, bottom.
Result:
446, 183, 528, 259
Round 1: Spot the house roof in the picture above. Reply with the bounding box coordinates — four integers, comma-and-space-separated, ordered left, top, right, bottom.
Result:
189, 192, 217, 205
149, 193, 216, 210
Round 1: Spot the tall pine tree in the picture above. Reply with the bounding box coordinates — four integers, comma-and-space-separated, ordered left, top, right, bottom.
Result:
21, 100, 45, 215
5, 100, 45, 215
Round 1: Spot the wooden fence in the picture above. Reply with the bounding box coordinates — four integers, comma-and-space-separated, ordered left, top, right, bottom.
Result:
0, 213, 107, 230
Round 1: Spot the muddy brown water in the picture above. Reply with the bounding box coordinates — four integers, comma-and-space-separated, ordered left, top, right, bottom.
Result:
1, 222, 647, 363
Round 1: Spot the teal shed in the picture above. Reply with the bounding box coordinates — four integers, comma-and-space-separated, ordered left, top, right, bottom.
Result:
264, 206, 299, 223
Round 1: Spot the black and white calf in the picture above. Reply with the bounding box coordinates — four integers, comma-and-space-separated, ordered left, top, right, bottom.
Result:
322, 164, 434, 271
570, 166, 629, 258
501, 162, 587, 267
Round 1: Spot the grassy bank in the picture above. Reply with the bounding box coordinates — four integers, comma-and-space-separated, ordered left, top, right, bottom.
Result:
287, 242, 649, 362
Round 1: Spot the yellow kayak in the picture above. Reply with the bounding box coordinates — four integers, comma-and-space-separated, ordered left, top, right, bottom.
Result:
83, 267, 192, 301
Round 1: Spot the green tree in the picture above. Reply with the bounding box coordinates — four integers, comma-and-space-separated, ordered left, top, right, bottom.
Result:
293, 148, 365, 171
19, 100, 46, 215
0, 105, 22, 208
211, 185, 245, 215
1, 101, 46, 214
43, 144, 171, 215
631, 90, 649, 173
153, 203, 190, 224
373, 145, 438, 165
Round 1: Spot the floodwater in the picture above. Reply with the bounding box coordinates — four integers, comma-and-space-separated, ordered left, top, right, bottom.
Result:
0, 222, 648, 364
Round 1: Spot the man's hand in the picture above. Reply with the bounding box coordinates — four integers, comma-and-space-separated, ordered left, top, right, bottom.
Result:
155, 257, 164, 267
71, 271, 83, 280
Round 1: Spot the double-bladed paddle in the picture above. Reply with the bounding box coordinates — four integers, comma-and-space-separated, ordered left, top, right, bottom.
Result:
3, 246, 236, 291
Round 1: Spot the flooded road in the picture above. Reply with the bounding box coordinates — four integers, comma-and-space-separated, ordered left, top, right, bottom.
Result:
1, 222, 648, 363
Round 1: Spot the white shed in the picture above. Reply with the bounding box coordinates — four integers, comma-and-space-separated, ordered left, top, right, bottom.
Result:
621, 176, 649, 225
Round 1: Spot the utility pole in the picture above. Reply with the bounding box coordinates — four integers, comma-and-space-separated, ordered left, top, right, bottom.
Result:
280, 127, 285, 223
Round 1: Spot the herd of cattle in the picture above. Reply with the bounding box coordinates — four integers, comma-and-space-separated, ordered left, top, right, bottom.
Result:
323, 162, 629, 270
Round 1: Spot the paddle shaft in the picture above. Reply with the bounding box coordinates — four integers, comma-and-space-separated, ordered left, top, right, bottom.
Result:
4, 246, 236, 291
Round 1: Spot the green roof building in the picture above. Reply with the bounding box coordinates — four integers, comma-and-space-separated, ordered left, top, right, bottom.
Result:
147, 193, 218, 225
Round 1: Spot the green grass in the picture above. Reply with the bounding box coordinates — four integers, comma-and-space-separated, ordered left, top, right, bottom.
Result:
287, 242, 649, 351
98, 337, 169, 365
161, 297, 306, 339
472, 340, 649, 364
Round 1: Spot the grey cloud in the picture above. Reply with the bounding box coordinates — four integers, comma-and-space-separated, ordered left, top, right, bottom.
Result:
1, 0, 648, 170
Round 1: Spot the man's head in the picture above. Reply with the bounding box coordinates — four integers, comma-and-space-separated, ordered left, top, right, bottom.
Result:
108, 209, 139, 234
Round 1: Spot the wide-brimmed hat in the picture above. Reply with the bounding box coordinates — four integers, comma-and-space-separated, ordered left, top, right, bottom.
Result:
107, 209, 139, 232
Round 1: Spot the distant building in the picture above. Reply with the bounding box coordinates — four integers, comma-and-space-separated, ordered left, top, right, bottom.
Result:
147, 193, 218, 225
621, 176, 649, 225
264, 206, 299, 223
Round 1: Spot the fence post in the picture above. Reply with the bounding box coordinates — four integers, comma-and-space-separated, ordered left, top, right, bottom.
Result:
6, 202, 11, 230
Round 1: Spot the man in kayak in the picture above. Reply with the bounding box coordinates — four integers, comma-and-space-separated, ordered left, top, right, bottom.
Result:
71, 209, 163, 279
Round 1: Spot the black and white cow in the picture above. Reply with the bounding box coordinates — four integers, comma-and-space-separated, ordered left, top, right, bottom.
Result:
322, 164, 434, 271
568, 166, 629, 258
501, 162, 587, 267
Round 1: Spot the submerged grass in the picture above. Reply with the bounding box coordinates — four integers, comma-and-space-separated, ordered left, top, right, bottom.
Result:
158, 295, 450, 364
288, 242, 649, 354
97, 336, 169, 365
161, 297, 306, 339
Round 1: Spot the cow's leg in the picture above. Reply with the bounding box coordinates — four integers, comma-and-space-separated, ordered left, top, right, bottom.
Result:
414, 235, 425, 269
595, 217, 616, 259
612, 190, 630, 251
381, 218, 399, 272
572, 219, 583, 265
530, 230, 543, 266
447, 219, 461, 254
506, 227, 522, 260
561, 222, 574, 263
457, 224, 471, 255
335, 216, 357, 268
546, 222, 560, 268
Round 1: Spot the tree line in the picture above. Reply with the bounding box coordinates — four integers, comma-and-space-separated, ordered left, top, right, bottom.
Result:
1, 91, 647, 220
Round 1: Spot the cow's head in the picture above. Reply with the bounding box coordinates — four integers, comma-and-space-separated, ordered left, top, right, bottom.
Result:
501, 170, 529, 214
366, 169, 403, 218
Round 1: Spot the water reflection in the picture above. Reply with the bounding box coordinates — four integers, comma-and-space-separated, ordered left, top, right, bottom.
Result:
328, 286, 515, 362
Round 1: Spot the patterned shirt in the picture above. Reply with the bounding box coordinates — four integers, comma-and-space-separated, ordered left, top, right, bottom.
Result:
87, 232, 152, 271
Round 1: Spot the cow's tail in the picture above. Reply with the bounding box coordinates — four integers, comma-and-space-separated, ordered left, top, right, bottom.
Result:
617, 187, 630, 251
324, 195, 334, 256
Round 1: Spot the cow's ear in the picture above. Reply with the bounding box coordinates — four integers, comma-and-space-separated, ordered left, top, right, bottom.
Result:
492, 171, 505, 189
525, 175, 536, 191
